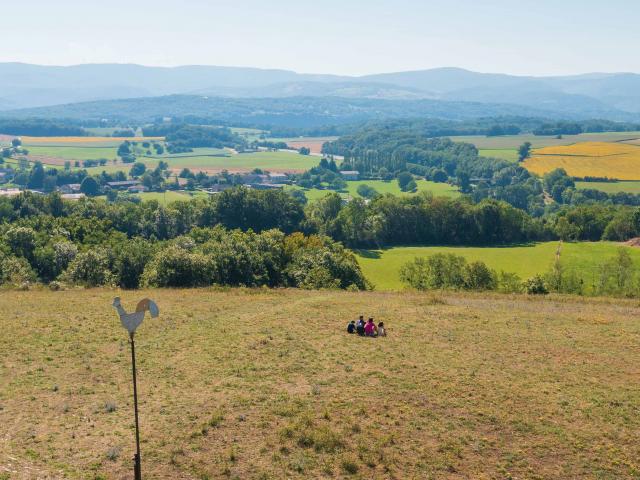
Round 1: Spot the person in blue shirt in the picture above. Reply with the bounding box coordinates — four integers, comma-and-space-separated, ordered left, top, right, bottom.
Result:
347, 320, 356, 334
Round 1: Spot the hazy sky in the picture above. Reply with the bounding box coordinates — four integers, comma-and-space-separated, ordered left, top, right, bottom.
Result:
3, 0, 639, 76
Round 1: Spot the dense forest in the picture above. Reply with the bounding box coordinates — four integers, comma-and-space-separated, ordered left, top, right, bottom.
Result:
0, 119, 88, 136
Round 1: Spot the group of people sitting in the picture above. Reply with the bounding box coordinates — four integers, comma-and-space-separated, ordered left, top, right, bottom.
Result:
347, 315, 386, 337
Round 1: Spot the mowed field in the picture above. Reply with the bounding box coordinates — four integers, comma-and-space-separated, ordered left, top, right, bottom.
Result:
479, 149, 519, 162
287, 180, 460, 202
95, 191, 209, 205
14, 136, 318, 174
1, 289, 640, 479
355, 242, 640, 290
576, 181, 640, 194
453, 132, 640, 149
523, 142, 640, 180
272, 137, 338, 155
152, 150, 318, 174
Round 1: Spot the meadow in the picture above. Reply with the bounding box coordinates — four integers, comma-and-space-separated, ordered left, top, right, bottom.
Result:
149, 150, 317, 174
287, 179, 460, 202
523, 141, 640, 180
478, 149, 519, 162
96, 190, 209, 205
576, 181, 640, 194
15, 138, 317, 175
453, 132, 640, 149
1, 288, 639, 479
355, 241, 640, 290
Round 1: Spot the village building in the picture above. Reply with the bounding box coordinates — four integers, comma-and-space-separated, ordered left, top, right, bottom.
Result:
106, 180, 141, 190
59, 183, 82, 194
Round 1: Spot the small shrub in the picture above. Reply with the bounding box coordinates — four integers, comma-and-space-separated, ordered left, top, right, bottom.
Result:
524, 275, 548, 295
106, 446, 120, 461
498, 271, 523, 294
341, 457, 359, 475
49, 281, 65, 291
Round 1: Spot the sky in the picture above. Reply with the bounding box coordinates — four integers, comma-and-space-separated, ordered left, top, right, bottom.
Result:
3, 0, 639, 76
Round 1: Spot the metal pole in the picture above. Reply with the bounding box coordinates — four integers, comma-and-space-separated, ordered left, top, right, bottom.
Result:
130, 333, 142, 480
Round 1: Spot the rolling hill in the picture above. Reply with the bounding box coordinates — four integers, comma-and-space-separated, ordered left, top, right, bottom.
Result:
0, 95, 567, 127
2, 63, 640, 120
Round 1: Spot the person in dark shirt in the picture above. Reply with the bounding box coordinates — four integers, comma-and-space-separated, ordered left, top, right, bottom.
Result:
347, 320, 356, 334
356, 315, 365, 336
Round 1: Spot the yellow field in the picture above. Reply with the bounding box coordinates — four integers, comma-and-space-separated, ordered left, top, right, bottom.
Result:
20, 136, 163, 145
523, 141, 640, 180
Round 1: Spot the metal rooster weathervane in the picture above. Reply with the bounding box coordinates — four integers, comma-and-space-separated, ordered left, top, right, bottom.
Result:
113, 297, 160, 480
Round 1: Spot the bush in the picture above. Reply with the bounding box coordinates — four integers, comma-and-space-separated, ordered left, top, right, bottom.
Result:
497, 271, 523, 293
401, 254, 497, 291
286, 247, 367, 290
397, 171, 413, 191
356, 184, 378, 199
0, 256, 37, 285
63, 249, 114, 287
464, 261, 497, 290
524, 275, 548, 295
544, 261, 584, 295
400, 254, 466, 290
141, 245, 214, 288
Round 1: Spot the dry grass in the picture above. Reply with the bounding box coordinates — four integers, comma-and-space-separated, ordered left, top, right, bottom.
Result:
524, 141, 640, 180
1, 288, 640, 479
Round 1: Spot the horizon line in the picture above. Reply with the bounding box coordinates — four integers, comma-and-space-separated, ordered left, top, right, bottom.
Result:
0, 61, 636, 79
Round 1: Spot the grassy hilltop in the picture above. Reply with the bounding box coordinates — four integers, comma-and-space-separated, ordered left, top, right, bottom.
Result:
1, 289, 640, 479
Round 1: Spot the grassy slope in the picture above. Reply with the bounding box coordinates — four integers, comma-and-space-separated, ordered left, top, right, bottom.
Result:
355, 242, 640, 290
1, 289, 639, 479
288, 180, 460, 202
576, 181, 640, 194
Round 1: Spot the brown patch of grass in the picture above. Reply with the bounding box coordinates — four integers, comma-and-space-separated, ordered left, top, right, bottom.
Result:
1, 289, 640, 478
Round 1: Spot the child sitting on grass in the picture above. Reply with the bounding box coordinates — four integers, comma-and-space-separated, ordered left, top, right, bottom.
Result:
347, 320, 356, 334
364, 318, 377, 337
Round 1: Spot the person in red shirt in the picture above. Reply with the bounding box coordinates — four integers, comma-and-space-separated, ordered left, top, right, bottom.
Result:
364, 317, 377, 337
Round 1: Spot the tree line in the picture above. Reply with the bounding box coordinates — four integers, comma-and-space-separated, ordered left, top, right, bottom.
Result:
400, 248, 640, 298
0, 190, 366, 290
1, 188, 639, 289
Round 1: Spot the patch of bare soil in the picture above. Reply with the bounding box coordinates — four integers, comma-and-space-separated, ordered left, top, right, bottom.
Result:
624, 237, 640, 248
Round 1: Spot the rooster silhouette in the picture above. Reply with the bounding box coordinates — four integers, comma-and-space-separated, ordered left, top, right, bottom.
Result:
113, 297, 159, 335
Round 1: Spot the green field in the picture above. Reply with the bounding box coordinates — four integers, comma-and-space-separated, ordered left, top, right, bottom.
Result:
453, 132, 640, 149
2, 288, 640, 478
479, 149, 519, 162
143, 147, 229, 158
96, 190, 209, 205
25, 145, 119, 161
576, 181, 640, 194
15, 147, 317, 175
150, 151, 318, 173
355, 242, 640, 290
288, 179, 460, 202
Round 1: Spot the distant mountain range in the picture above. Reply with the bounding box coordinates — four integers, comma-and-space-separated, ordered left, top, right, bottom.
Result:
1, 63, 640, 121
